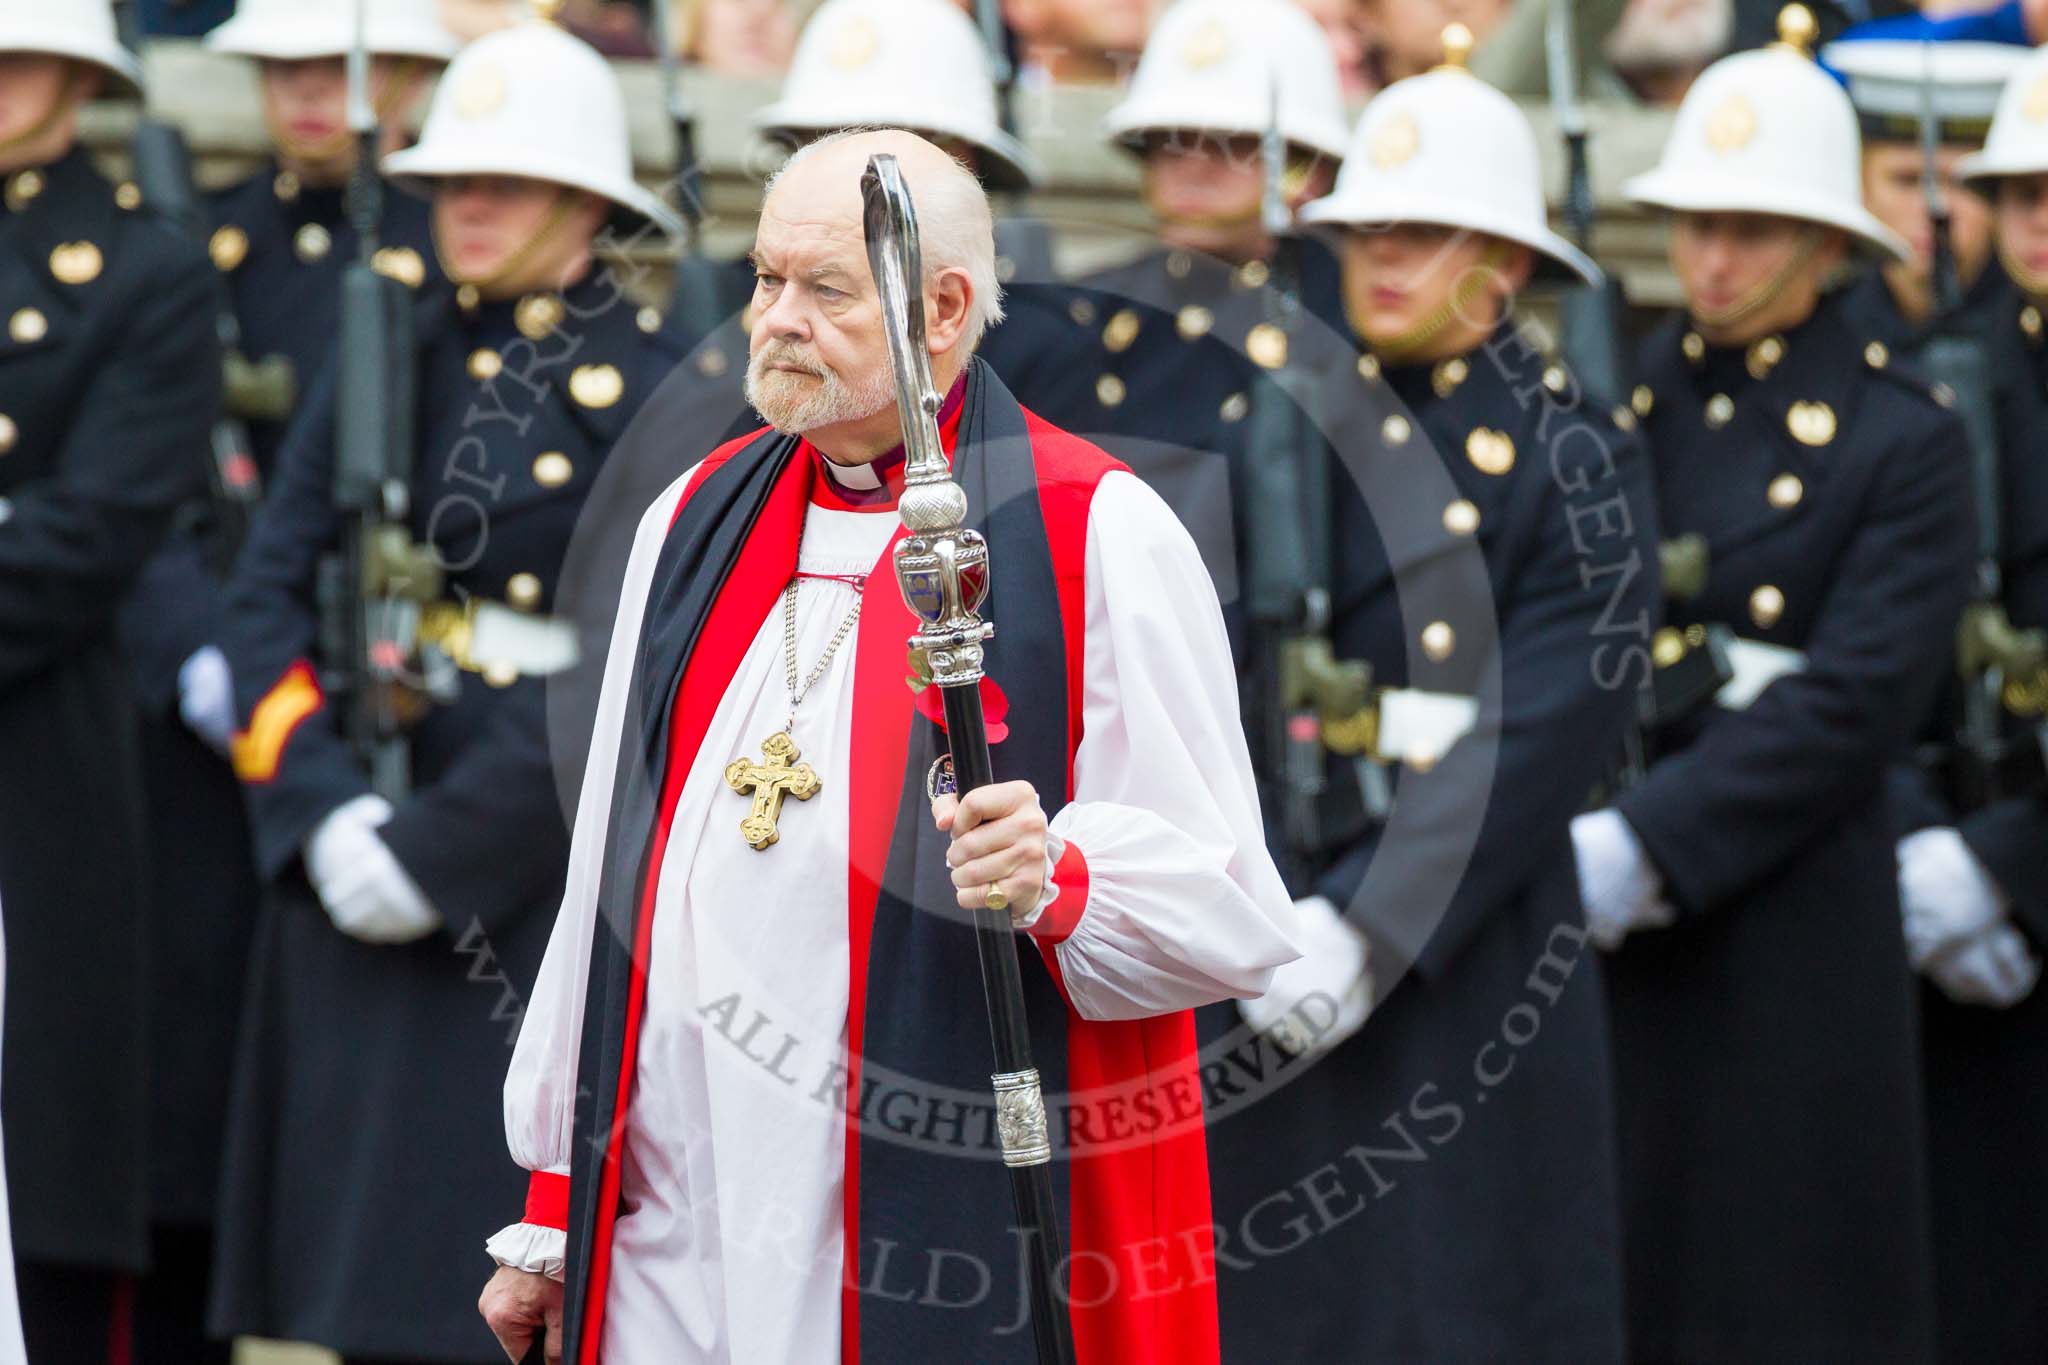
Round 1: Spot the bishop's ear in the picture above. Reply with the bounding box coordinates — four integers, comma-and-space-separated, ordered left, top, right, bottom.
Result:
923, 266, 975, 361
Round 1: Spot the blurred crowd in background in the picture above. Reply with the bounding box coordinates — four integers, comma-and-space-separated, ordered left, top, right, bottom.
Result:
121, 0, 2031, 107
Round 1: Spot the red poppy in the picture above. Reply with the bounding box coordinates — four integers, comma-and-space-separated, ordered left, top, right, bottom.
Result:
910, 671, 1009, 744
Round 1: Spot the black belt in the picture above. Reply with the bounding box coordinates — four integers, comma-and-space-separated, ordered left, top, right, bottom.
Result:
1917, 731, 2048, 813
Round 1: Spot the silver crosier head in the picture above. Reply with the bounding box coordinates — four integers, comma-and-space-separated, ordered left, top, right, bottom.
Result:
860, 152, 994, 688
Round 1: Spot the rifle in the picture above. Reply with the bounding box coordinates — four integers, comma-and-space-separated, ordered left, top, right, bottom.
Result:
113, 0, 267, 573
318, 0, 437, 800
864, 151, 1076, 1365
1911, 41, 2048, 808
1544, 0, 1629, 411
974, 0, 1055, 286
1239, 78, 1374, 862
646, 0, 748, 341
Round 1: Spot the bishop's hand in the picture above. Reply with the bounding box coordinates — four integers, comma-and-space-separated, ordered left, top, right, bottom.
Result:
932, 780, 1051, 925
479, 1264, 563, 1364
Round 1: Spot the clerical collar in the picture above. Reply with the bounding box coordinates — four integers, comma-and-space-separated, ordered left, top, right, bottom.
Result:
810, 372, 967, 511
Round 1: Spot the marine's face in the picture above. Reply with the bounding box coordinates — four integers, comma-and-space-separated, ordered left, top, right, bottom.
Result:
1339, 223, 1526, 359
1143, 134, 1265, 227
1668, 210, 1838, 343
1996, 173, 2048, 289
259, 57, 350, 153
0, 55, 78, 149
1366, 0, 1511, 82
432, 176, 605, 295
1294, 0, 1371, 100
692, 0, 801, 80
1030, 0, 1151, 59
259, 55, 421, 178
1862, 141, 1993, 286
745, 189, 896, 434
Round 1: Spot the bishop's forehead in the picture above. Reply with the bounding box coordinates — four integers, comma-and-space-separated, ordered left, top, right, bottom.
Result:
752, 196, 868, 277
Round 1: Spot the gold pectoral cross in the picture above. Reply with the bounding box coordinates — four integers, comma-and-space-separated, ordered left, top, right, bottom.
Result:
724, 731, 822, 851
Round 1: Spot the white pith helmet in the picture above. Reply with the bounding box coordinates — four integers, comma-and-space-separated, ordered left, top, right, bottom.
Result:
206, 0, 459, 65
1959, 43, 2048, 188
0, 0, 141, 100
1823, 36, 2026, 147
1301, 25, 1600, 286
382, 20, 682, 238
1102, 0, 1351, 165
1625, 5, 1910, 262
752, 0, 1039, 193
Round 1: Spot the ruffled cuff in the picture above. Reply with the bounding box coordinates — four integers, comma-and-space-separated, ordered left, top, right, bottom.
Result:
1022, 833, 1089, 945
486, 1222, 567, 1281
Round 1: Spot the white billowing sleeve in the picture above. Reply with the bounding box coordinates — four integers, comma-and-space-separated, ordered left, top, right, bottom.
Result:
483, 467, 698, 1279
1040, 470, 1303, 1021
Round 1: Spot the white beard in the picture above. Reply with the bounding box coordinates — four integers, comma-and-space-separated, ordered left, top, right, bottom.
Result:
744, 342, 896, 434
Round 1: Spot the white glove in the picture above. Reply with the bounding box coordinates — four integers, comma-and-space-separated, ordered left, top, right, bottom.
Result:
303, 794, 442, 944
1898, 826, 2009, 970
1238, 895, 1374, 1057
177, 645, 236, 756
1572, 808, 1677, 950
1926, 922, 2042, 1009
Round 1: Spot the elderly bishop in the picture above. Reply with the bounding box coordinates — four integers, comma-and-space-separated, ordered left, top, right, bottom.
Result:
478, 129, 1300, 1365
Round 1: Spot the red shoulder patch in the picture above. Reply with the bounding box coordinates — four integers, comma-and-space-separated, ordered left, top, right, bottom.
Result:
1021, 408, 1133, 490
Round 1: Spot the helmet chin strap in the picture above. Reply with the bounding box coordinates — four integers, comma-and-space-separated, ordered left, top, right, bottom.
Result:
0, 63, 80, 160
437, 186, 585, 301
1999, 237, 2048, 301
1352, 239, 1511, 363
1686, 224, 1823, 333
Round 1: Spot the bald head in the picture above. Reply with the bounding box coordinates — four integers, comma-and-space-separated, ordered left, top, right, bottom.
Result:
762, 128, 1005, 351
743, 129, 1004, 458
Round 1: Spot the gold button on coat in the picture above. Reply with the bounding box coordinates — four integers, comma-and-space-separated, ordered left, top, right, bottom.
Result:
1466, 427, 1515, 475
49, 242, 102, 285
293, 223, 331, 263
532, 452, 573, 488
1786, 400, 1836, 446
570, 363, 624, 408
516, 290, 565, 335
1745, 335, 1784, 379
1749, 584, 1785, 629
1102, 309, 1141, 353
210, 226, 250, 273
1246, 323, 1288, 370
